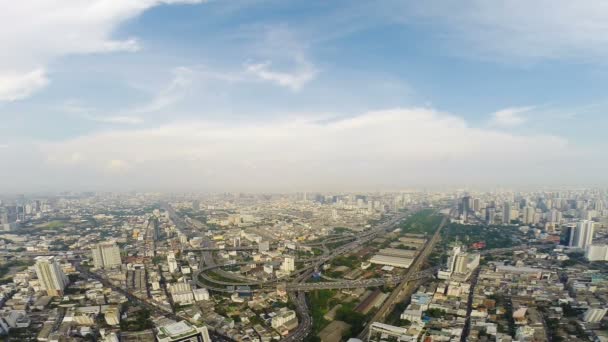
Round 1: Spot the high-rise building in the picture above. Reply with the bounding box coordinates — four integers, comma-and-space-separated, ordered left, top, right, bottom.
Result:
167, 252, 179, 273
446, 246, 462, 273
548, 209, 562, 223
485, 207, 495, 225
473, 198, 481, 212
35, 256, 69, 296
461, 196, 471, 221
570, 220, 595, 249
585, 244, 608, 261
454, 253, 469, 274
523, 207, 536, 225
502, 202, 511, 224
92, 242, 122, 269
281, 256, 295, 273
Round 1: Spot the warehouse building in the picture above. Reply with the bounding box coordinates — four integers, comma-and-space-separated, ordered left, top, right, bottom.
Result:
370, 255, 413, 268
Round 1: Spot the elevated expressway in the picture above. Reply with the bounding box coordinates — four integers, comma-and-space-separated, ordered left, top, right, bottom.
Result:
357, 209, 454, 340
194, 213, 410, 292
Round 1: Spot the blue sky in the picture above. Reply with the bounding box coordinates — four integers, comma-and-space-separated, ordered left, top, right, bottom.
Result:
1, 0, 607, 191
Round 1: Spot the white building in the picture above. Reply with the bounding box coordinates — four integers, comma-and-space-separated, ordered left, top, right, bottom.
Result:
169, 282, 194, 305
523, 207, 536, 224
104, 306, 120, 326
193, 288, 210, 301
156, 321, 211, 342
167, 252, 179, 273
92, 242, 122, 269
271, 309, 297, 329
369, 255, 413, 268
259, 241, 270, 253
34, 256, 69, 297
281, 256, 295, 272
570, 220, 594, 249
585, 244, 608, 261
583, 308, 607, 323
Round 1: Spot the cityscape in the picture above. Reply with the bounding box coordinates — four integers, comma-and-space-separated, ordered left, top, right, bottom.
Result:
2, 1, 608, 342
0, 191, 606, 341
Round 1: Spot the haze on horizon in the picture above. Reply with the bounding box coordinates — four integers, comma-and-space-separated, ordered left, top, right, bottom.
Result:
1, 1, 607, 192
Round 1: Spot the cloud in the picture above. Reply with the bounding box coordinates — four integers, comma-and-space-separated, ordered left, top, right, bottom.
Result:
20, 106, 594, 192
89, 116, 144, 125
239, 24, 318, 90
0, 68, 49, 101
0, 0, 204, 102
246, 59, 317, 91
130, 67, 195, 114
57, 67, 194, 125
402, 1, 608, 62
488, 107, 533, 128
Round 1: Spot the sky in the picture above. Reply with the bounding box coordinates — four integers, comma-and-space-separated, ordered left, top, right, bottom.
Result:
1, 0, 607, 192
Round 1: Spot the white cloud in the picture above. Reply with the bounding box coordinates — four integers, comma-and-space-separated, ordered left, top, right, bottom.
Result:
130, 67, 195, 113
488, 107, 533, 128
404, 1, 608, 62
0, 68, 49, 101
0, 0, 203, 102
27, 106, 591, 192
90, 116, 144, 125
246, 60, 317, 91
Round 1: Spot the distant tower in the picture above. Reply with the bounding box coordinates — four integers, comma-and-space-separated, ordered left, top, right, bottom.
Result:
502, 202, 511, 224
462, 196, 471, 222
523, 207, 536, 225
485, 207, 495, 225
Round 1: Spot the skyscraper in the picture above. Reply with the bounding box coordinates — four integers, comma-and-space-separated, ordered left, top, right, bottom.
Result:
92, 242, 122, 269
282, 256, 295, 272
570, 220, 595, 249
502, 202, 511, 224
485, 207, 495, 225
523, 206, 536, 225
35, 256, 69, 296
446, 245, 462, 273
167, 252, 179, 273
462, 196, 471, 222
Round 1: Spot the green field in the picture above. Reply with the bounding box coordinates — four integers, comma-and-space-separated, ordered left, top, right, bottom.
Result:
399, 209, 443, 235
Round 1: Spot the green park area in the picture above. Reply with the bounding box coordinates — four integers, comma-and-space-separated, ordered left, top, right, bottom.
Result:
40, 220, 66, 229
305, 289, 368, 342
399, 209, 443, 235
441, 223, 522, 250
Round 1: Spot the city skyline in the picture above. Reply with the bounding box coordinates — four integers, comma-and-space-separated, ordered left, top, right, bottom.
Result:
2, 1, 608, 191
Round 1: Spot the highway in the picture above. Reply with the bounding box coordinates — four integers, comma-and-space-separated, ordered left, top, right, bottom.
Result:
194, 213, 409, 291
177, 205, 411, 341
285, 267, 437, 291
281, 212, 411, 342
358, 209, 453, 341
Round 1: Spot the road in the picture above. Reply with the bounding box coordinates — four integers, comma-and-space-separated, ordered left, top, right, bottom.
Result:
281, 212, 412, 342
358, 209, 453, 340
460, 266, 481, 342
